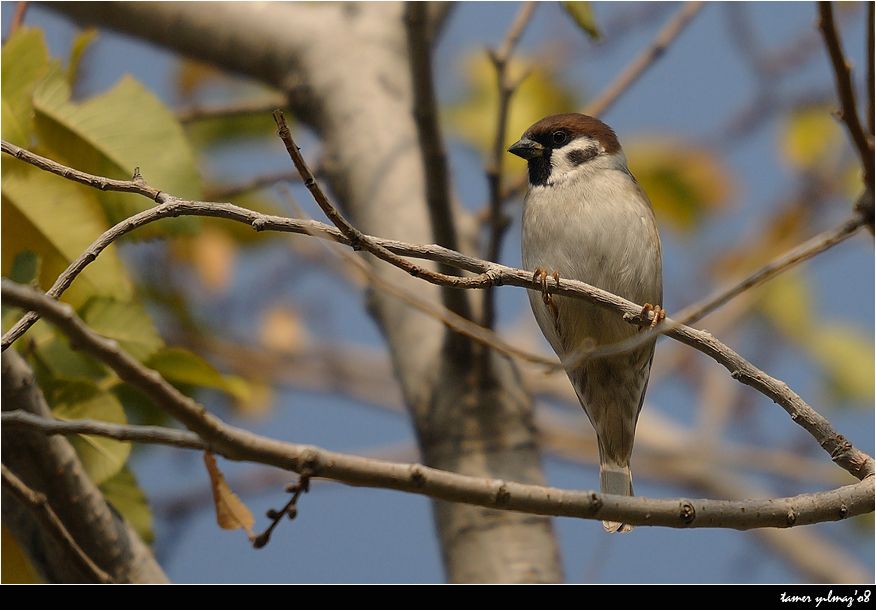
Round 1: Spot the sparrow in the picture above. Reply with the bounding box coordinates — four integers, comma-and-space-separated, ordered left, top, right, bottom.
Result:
509, 113, 663, 533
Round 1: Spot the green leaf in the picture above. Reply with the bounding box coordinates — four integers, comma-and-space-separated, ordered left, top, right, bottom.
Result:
66, 28, 99, 87
2, 158, 132, 306
33, 334, 107, 381
627, 138, 732, 232
146, 346, 250, 401
1, 27, 54, 146
446, 53, 579, 173
52, 381, 131, 485
9, 251, 39, 285
780, 106, 843, 171
562, 2, 602, 41
81, 297, 164, 362
100, 466, 154, 544
33, 73, 201, 236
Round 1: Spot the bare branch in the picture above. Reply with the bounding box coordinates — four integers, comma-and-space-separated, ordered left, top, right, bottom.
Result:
869, 1, 874, 137
817, 1, 874, 190
268, 114, 496, 288
177, 95, 288, 124
585, 1, 705, 117
204, 169, 301, 200
483, 1, 537, 332
671, 213, 865, 325
2, 142, 872, 480
8, 1, 29, 37
3, 410, 205, 450
2, 406, 872, 531
404, 3, 473, 331
1, 464, 114, 584
2, 140, 162, 199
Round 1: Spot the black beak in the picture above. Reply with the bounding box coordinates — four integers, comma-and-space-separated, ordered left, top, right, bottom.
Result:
508, 137, 544, 160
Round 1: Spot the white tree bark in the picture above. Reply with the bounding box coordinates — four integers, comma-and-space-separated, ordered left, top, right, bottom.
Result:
48, 1, 563, 582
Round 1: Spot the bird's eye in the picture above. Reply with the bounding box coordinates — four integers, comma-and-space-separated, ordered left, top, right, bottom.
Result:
552, 131, 569, 146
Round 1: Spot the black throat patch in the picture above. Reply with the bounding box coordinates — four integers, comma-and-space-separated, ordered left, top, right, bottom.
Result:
528, 149, 552, 186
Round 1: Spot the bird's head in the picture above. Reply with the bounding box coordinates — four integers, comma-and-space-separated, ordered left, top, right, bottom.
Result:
509, 113, 625, 188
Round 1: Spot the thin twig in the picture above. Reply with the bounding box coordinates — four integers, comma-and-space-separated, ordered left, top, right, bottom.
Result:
283, 197, 558, 368
482, 1, 537, 333
817, 1, 874, 190
204, 169, 301, 200
1, 463, 114, 584
584, 1, 705, 117
177, 95, 288, 124
558, 212, 865, 369
404, 4, 473, 332
2, 410, 206, 449
672, 213, 866, 325
8, 1, 29, 37
252, 475, 309, 549
2, 142, 872, 480
1, 405, 872, 531
868, 1, 874, 138
269, 114, 496, 289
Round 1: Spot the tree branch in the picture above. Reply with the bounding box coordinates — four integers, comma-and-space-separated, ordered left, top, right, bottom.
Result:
869, 0, 874, 138
177, 95, 288, 124
2, 140, 872, 480
204, 169, 301, 200
1, 464, 114, 584
3, 411, 206, 450
584, 1, 705, 117
482, 1, 537, 332
404, 3, 473, 332
669, 213, 866, 325
2, 409, 871, 531
817, 1, 874, 190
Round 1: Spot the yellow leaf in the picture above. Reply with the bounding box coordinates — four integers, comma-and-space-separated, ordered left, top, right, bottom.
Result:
185, 227, 238, 294
176, 59, 225, 99
757, 273, 813, 338
2, 527, 42, 583
203, 452, 255, 538
446, 53, 579, 175
806, 324, 875, 403
231, 378, 274, 417
627, 138, 733, 232
562, 2, 602, 41
780, 106, 843, 171
259, 305, 307, 353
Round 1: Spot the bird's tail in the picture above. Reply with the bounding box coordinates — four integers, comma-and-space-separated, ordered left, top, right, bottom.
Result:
600, 462, 634, 533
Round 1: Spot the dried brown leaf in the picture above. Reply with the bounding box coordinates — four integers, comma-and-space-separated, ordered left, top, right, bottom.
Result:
203, 451, 255, 539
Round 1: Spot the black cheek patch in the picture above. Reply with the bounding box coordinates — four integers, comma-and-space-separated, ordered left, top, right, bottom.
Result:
566, 148, 597, 166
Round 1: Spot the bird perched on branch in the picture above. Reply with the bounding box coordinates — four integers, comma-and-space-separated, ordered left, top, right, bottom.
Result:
509, 113, 663, 532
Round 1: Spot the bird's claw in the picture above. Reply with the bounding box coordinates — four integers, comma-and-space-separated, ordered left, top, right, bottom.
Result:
640, 303, 665, 329
533, 267, 560, 321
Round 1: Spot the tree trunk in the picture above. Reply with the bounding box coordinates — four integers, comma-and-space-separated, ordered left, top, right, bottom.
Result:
48, 1, 563, 582
2, 349, 167, 583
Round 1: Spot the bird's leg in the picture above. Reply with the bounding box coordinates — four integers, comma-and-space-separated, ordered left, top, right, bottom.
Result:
533, 267, 561, 322
640, 303, 666, 329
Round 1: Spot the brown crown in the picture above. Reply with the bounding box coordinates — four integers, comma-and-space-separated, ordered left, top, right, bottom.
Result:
524, 113, 621, 154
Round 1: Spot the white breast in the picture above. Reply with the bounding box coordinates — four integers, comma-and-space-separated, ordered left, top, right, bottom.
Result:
521, 160, 662, 355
